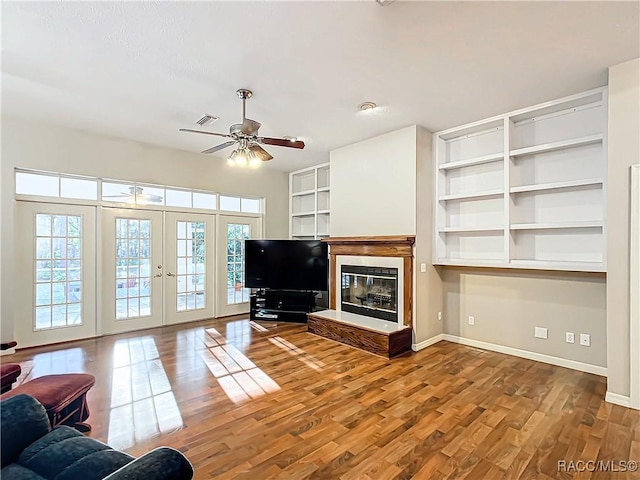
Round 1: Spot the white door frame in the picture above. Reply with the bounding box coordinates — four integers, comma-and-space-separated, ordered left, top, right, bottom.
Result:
101, 208, 164, 335
15, 202, 97, 348
630, 164, 640, 409
215, 214, 261, 317
164, 212, 215, 325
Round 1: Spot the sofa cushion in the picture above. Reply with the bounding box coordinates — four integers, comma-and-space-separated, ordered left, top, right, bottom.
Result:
18, 426, 82, 465
18, 432, 113, 479
1, 463, 47, 479
1, 395, 51, 468
55, 450, 133, 480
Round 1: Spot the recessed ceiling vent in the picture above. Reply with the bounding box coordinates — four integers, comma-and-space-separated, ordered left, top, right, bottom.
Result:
196, 114, 219, 127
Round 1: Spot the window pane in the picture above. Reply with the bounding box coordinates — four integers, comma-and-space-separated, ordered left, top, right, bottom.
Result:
61, 178, 98, 200
241, 198, 260, 213
103, 182, 134, 203
219, 195, 241, 212
136, 185, 164, 205
193, 192, 216, 210
165, 189, 192, 208
36, 215, 52, 236
16, 172, 59, 196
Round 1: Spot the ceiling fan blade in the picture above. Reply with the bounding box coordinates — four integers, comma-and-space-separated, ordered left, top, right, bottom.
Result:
180, 128, 231, 139
201, 141, 236, 154
248, 144, 273, 161
260, 137, 305, 149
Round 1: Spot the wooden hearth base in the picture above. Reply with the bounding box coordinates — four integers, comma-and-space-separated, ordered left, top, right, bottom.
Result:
307, 310, 412, 358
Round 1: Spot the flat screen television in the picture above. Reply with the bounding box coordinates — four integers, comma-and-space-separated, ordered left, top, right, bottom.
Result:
244, 240, 328, 291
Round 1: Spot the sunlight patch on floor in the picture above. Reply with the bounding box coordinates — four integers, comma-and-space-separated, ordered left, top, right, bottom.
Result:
108, 337, 183, 450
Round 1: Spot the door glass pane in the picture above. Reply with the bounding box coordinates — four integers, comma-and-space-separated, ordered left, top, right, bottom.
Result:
175, 221, 206, 312
33, 214, 83, 330
115, 218, 152, 320
226, 223, 251, 304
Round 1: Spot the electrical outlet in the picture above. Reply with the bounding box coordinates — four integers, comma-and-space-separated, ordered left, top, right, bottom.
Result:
438, 311, 442, 321
566, 332, 575, 344
580, 333, 591, 347
534, 327, 548, 339
420, 263, 427, 273
468, 315, 475, 325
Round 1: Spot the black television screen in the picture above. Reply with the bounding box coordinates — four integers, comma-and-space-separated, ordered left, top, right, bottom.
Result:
245, 240, 328, 291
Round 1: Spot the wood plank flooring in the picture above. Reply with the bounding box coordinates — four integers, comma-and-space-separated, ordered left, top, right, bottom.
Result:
3, 316, 639, 479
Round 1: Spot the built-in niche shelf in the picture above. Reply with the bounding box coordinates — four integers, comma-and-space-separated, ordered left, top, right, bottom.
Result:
433, 87, 607, 272
290, 163, 330, 240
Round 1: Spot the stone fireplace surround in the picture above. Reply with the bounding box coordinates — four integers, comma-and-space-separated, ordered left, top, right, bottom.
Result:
307, 235, 415, 358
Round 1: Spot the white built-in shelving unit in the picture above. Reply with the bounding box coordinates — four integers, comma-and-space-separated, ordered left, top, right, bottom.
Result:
289, 163, 330, 240
434, 88, 607, 272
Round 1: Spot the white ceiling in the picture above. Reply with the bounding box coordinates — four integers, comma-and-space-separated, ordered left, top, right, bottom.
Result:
2, 1, 638, 172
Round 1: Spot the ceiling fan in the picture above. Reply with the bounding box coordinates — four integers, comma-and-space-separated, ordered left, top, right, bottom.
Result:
180, 89, 305, 167
103, 186, 163, 203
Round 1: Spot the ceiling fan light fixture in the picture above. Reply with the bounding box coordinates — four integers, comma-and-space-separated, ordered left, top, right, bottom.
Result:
249, 156, 261, 168
235, 149, 249, 167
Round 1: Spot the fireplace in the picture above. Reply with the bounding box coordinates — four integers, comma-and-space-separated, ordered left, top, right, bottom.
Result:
341, 265, 398, 322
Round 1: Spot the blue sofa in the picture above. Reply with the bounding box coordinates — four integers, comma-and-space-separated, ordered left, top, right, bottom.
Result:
1, 394, 193, 479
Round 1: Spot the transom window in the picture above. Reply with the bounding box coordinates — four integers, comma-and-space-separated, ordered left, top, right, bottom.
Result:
15, 169, 262, 214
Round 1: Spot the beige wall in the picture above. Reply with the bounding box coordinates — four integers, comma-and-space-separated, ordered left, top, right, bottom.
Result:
442, 268, 607, 367
330, 126, 417, 237
415, 126, 443, 344
0, 117, 290, 340
607, 58, 640, 397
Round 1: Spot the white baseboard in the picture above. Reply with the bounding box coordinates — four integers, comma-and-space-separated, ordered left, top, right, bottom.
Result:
412, 334, 445, 351
0, 348, 16, 356
605, 392, 633, 408
441, 334, 607, 377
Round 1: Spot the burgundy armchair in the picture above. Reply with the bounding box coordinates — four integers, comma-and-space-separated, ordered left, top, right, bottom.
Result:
1, 341, 21, 393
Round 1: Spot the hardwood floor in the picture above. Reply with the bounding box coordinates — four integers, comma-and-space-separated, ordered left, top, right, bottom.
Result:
4, 316, 640, 479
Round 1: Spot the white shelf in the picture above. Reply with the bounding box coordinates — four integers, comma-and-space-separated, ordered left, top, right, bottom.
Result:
509, 260, 605, 273
439, 226, 504, 233
510, 134, 603, 158
434, 258, 506, 267
434, 258, 604, 273
291, 189, 316, 197
289, 163, 330, 240
439, 189, 503, 201
439, 152, 503, 171
510, 221, 603, 231
434, 87, 607, 271
510, 178, 603, 194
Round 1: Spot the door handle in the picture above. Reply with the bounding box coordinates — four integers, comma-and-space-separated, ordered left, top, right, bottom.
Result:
167, 272, 176, 277
154, 273, 163, 278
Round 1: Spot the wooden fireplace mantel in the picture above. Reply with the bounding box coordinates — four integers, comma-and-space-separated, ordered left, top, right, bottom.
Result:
322, 235, 416, 327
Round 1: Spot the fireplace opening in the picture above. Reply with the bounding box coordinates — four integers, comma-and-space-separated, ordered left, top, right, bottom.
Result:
341, 265, 398, 322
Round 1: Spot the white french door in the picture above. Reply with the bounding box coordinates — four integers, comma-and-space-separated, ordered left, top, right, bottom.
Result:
216, 215, 261, 317
102, 208, 163, 334
16, 202, 97, 348
164, 213, 215, 325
